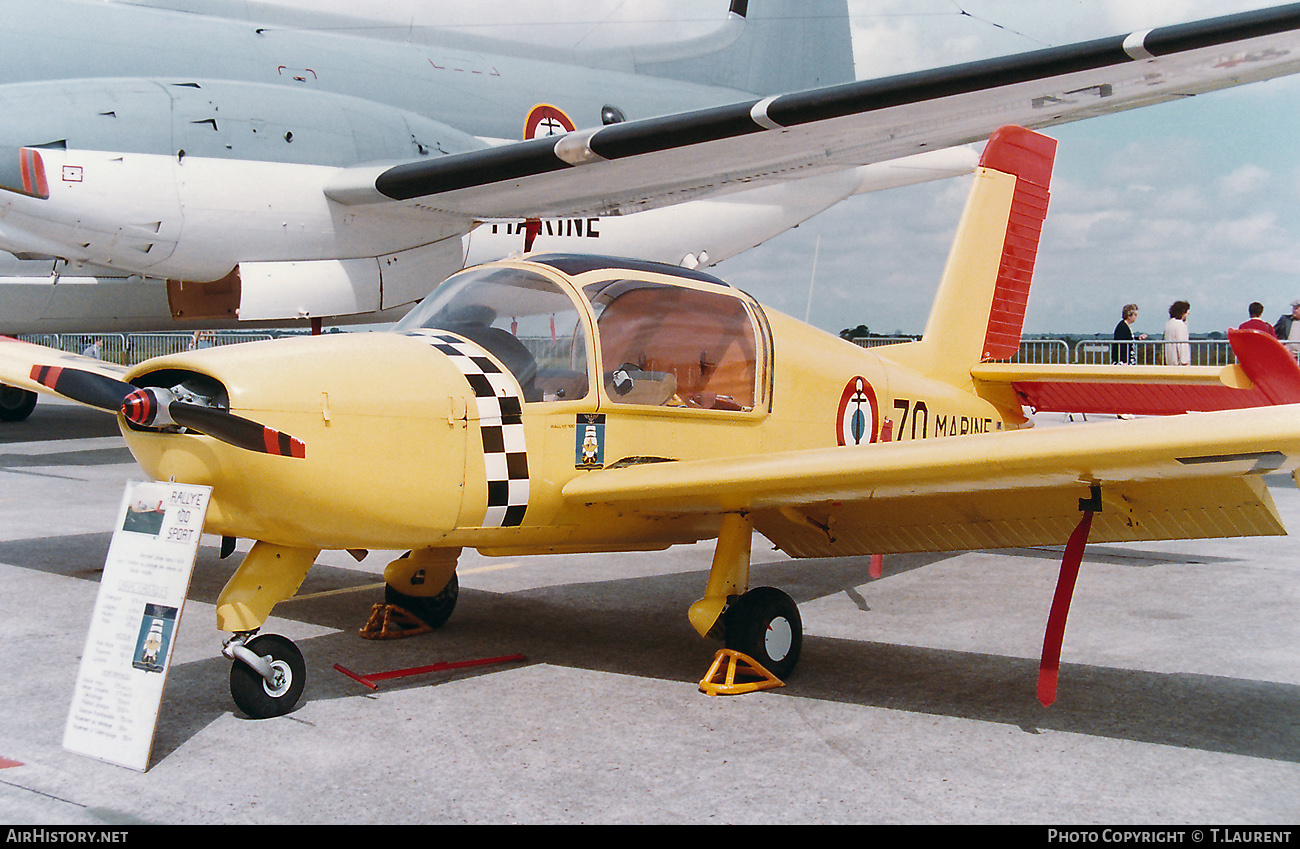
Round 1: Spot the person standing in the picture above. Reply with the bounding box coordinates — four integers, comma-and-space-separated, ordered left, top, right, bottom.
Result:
1111, 303, 1146, 364
1275, 301, 1300, 359
1239, 302, 1277, 336
1164, 301, 1190, 366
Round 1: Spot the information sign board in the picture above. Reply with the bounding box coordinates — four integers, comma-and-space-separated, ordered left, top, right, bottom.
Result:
63, 480, 211, 771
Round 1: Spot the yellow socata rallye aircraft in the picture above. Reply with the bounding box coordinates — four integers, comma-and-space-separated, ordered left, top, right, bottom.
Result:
5, 126, 1300, 718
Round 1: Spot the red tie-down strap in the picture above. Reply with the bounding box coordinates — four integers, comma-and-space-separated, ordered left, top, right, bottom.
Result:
1038, 486, 1100, 707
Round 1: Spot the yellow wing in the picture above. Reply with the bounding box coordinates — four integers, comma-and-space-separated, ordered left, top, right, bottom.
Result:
563, 406, 1300, 557
0, 336, 132, 413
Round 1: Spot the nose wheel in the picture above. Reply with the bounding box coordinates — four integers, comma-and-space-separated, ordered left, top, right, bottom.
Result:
226, 633, 306, 719
724, 587, 803, 680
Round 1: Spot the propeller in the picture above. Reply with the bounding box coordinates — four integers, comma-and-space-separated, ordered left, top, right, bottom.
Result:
30, 364, 305, 459
122, 387, 306, 458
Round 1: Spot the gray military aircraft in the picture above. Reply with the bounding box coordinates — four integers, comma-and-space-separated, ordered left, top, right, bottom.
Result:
3, 0, 1300, 424
0, 0, 975, 338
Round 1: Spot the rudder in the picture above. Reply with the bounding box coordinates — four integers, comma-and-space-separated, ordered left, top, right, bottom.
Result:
883, 126, 1056, 390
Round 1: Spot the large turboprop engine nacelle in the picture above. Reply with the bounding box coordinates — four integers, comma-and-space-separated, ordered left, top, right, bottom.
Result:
0, 78, 483, 282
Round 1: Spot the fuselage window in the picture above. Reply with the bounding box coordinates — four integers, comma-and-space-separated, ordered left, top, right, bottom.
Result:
583, 278, 758, 411
394, 267, 589, 402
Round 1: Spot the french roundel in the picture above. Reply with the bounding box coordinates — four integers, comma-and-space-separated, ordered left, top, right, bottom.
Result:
836, 376, 878, 446
524, 104, 576, 140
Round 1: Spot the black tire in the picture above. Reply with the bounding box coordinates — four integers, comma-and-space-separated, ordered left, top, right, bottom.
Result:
724, 586, 803, 679
229, 634, 306, 719
0, 386, 36, 422
385, 572, 458, 629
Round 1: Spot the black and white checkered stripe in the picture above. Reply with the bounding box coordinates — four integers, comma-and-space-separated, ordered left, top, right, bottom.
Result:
409, 331, 529, 528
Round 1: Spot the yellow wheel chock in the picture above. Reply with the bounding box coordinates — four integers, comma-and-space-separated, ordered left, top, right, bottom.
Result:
699, 649, 785, 696
358, 603, 433, 640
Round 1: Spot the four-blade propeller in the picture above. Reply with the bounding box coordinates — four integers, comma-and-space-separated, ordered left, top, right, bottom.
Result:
30, 364, 306, 458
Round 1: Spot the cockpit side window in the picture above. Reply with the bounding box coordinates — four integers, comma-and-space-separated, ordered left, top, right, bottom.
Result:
584, 279, 759, 411
394, 267, 589, 403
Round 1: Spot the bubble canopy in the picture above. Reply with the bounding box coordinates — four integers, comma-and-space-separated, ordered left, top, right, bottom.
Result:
395, 260, 764, 411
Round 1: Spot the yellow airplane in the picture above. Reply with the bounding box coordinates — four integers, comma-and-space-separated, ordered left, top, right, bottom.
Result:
5, 125, 1300, 719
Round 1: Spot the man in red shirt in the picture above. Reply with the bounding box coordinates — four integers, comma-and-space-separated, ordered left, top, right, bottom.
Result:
1239, 302, 1278, 337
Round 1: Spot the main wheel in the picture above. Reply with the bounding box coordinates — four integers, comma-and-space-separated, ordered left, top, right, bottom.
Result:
724, 587, 803, 679
229, 634, 306, 719
0, 386, 36, 422
386, 572, 458, 630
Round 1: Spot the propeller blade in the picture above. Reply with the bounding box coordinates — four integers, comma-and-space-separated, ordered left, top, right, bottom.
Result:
29, 364, 135, 411
168, 403, 306, 458
120, 387, 306, 458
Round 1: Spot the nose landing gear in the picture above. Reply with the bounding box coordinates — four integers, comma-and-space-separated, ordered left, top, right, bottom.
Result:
225, 633, 306, 719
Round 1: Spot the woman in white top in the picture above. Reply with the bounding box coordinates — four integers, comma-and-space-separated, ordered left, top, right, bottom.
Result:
1163, 300, 1191, 366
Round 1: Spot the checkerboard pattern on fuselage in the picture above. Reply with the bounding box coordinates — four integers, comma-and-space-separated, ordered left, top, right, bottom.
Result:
407, 331, 530, 527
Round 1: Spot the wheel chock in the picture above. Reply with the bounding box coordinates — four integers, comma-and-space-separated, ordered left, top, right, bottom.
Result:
358, 603, 433, 640
699, 649, 785, 696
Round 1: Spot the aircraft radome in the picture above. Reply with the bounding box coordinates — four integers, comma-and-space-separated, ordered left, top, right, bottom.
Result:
5, 125, 1300, 717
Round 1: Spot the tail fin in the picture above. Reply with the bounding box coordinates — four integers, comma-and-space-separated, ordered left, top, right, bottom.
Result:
636, 1, 855, 94
882, 126, 1056, 390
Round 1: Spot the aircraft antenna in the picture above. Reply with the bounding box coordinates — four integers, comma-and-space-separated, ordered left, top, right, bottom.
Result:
804, 235, 820, 324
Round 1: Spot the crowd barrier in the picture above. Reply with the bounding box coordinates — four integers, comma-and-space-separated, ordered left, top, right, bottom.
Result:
850, 336, 1237, 366
19, 330, 1240, 368
16, 331, 277, 367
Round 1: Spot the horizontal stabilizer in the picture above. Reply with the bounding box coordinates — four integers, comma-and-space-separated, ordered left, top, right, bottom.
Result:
973, 329, 1300, 415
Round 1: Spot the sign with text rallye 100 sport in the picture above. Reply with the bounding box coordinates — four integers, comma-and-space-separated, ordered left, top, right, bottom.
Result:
63, 481, 211, 772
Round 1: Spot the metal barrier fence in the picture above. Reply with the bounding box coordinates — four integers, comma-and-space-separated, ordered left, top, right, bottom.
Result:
16, 331, 275, 367
850, 335, 1234, 366
1073, 337, 1234, 366
17, 330, 1239, 369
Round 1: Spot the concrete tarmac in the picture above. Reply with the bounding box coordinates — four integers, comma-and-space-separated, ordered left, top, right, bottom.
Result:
1, 399, 1298, 825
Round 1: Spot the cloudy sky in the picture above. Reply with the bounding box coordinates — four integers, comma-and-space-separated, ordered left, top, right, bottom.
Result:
251, 0, 1300, 338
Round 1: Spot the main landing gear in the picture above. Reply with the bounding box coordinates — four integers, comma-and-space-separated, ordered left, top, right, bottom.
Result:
724, 586, 803, 680
692, 513, 804, 680
0, 385, 37, 422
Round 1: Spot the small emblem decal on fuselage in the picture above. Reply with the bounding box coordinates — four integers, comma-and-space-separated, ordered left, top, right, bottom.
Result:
575, 413, 606, 469
836, 376, 878, 446
524, 103, 576, 140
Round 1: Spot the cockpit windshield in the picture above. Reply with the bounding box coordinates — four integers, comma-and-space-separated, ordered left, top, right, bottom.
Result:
395, 266, 589, 402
